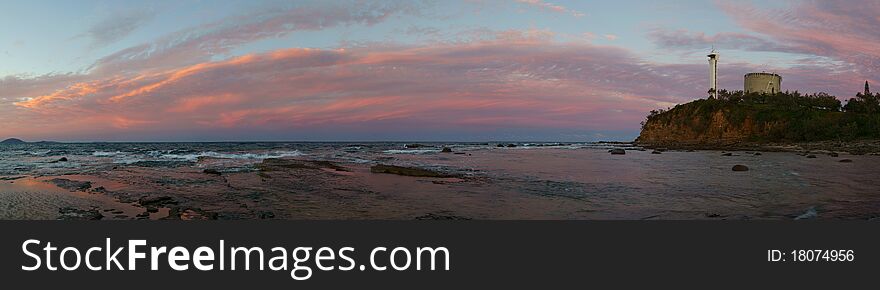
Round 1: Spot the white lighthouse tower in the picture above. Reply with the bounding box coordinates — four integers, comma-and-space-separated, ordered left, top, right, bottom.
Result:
707, 49, 719, 99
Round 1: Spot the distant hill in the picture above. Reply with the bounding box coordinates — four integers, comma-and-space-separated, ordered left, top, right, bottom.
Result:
636, 90, 880, 148
0, 138, 26, 144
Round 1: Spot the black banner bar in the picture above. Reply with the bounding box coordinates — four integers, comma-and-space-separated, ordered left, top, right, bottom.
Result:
0, 221, 876, 288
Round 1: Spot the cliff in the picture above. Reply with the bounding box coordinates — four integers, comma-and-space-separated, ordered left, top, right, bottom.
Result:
637, 109, 775, 147
636, 90, 880, 149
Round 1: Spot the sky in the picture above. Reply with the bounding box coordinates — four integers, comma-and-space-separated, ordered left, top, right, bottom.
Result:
1, 0, 877, 142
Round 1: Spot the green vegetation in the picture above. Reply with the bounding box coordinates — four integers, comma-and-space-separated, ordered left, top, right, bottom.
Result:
642, 89, 880, 142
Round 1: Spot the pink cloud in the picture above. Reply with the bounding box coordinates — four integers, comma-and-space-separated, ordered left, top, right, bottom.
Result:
4, 34, 702, 140
718, 0, 880, 78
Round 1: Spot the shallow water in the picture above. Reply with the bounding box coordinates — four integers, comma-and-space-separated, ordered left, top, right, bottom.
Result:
1, 142, 878, 220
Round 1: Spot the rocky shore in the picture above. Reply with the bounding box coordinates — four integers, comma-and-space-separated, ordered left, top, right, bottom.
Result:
3, 142, 880, 220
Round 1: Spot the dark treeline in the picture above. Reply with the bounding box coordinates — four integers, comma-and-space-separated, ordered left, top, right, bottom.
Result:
642, 88, 880, 142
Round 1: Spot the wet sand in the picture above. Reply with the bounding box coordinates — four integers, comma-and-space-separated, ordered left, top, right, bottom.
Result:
1, 145, 879, 220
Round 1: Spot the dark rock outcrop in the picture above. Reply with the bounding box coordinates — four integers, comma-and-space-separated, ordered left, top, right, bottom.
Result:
732, 164, 749, 171
58, 207, 103, 220
609, 149, 626, 155
370, 164, 458, 178
138, 196, 178, 207
48, 178, 91, 191
130, 160, 194, 168
414, 213, 472, 220
257, 158, 348, 172
49, 157, 68, 163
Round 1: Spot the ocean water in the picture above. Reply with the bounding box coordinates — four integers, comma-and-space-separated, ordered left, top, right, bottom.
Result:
1, 142, 879, 220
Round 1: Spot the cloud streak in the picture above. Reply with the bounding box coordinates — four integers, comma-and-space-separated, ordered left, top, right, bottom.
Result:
649, 29, 798, 53
515, 0, 585, 17
87, 0, 422, 75
80, 8, 158, 47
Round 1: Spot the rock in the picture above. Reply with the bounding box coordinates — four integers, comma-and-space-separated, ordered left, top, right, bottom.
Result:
829, 152, 839, 157
203, 168, 222, 175
145, 207, 159, 213
48, 178, 92, 191
651, 150, 662, 154
496, 144, 505, 148
839, 159, 853, 163
732, 165, 749, 171
370, 164, 458, 178
257, 158, 348, 172
453, 152, 466, 155
414, 213, 472, 220
753, 152, 762, 156
506, 144, 517, 147
405, 143, 427, 149
136, 212, 150, 218
49, 157, 68, 163
721, 152, 733, 156
440, 147, 453, 153
806, 154, 817, 158
609, 148, 626, 155
130, 160, 194, 168
258, 211, 275, 219
138, 196, 178, 207
58, 207, 103, 220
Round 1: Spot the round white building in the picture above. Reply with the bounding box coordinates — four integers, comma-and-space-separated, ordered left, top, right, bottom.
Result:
744, 72, 782, 94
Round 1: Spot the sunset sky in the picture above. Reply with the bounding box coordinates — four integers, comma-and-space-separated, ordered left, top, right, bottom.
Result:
1, 0, 877, 141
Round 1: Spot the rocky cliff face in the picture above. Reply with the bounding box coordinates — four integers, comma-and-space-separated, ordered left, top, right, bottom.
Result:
637, 110, 781, 147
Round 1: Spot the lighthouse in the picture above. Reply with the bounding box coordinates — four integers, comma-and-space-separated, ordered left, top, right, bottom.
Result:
707, 49, 719, 99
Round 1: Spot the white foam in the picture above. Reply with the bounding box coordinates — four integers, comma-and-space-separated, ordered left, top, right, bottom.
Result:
27, 150, 52, 156
383, 149, 441, 154
159, 150, 305, 161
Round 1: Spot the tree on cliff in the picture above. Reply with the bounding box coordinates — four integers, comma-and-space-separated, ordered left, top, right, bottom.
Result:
844, 92, 880, 114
